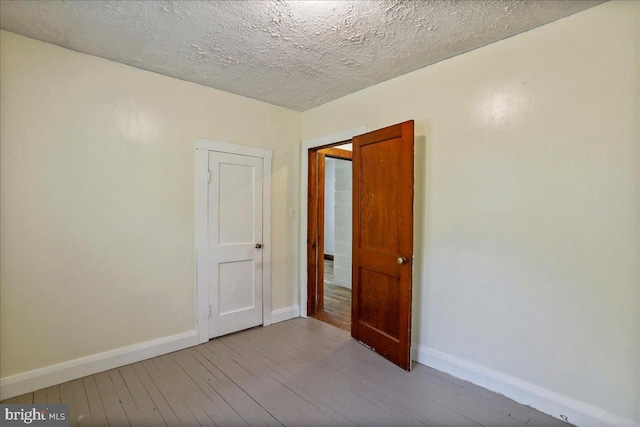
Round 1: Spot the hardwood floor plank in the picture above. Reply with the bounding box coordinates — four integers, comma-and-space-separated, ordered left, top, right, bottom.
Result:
82, 376, 108, 427
69, 379, 92, 427
269, 320, 490, 425
33, 388, 47, 404
45, 384, 61, 404
108, 369, 146, 427
154, 353, 216, 426
171, 349, 250, 426
130, 363, 181, 426
140, 358, 201, 426
191, 346, 281, 426
93, 371, 131, 427
185, 346, 268, 426
15, 393, 34, 404
212, 336, 345, 426
59, 381, 78, 427
313, 260, 352, 332
313, 282, 351, 331
221, 328, 369, 426
118, 365, 167, 427
275, 319, 543, 426
256, 323, 454, 426
239, 325, 421, 425
199, 340, 313, 426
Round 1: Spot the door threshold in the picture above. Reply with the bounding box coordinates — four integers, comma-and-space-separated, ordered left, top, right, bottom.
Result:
312, 309, 351, 332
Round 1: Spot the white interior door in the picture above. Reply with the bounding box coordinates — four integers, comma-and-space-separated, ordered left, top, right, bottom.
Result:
208, 151, 263, 338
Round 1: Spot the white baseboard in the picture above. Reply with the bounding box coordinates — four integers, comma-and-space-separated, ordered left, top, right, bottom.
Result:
271, 305, 300, 324
0, 330, 199, 400
413, 345, 639, 427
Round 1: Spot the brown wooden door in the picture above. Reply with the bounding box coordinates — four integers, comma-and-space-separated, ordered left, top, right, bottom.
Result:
351, 120, 414, 370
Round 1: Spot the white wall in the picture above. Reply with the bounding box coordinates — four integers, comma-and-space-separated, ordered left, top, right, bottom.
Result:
333, 159, 352, 289
0, 31, 301, 381
324, 157, 336, 256
302, 2, 639, 425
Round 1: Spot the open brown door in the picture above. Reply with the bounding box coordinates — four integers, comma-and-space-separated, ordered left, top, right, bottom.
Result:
351, 120, 414, 370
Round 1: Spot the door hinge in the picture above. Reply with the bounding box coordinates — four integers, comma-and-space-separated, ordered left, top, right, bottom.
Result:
207, 170, 211, 183
208, 304, 212, 318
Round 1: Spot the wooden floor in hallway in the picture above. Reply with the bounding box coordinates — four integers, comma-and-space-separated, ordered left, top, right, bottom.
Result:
2, 318, 571, 427
313, 259, 352, 332
313, 283, 352, 332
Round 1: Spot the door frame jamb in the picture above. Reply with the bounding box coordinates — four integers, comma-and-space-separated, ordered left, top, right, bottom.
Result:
195, 139, 273, 344
308, 147, 353, 316
299, 127, 367, 318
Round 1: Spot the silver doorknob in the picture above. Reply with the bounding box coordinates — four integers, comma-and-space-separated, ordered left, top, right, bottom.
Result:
255, 243, 263, 249
397, 257, 407, 265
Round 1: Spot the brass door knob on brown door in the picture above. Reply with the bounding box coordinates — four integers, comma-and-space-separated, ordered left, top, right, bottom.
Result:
255, 243, 263, 249
397, 257, 408, 265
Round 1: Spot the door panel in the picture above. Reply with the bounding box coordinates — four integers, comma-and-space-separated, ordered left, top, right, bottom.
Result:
219, 260, 255, 315
209, 151, 263, 338
352, 120, 414, 370
358, 269, 400, 338
219, 163, 255, 244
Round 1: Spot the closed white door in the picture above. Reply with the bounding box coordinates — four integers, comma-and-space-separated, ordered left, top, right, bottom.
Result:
208, 151, 263, 338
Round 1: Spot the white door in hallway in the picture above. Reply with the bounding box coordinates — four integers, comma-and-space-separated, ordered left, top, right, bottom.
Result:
208, 151, 263, 338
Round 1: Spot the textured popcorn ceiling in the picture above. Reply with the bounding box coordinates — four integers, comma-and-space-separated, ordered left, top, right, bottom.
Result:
0, 1, 602, 111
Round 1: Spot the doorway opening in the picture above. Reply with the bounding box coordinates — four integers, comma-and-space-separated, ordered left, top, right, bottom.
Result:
307, 143, 353, 332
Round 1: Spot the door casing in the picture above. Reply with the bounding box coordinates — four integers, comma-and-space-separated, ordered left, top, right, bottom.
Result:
195, 139, 273, 344
300, 127, 367, 318
307, 147, 353, 317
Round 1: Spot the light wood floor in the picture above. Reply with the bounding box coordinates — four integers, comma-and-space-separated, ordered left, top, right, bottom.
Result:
313, 284, 351, 332
2, 318, 571, 427
314, 260, 352, 331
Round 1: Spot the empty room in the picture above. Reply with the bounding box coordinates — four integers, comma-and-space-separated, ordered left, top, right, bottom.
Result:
1, 1, 638, 426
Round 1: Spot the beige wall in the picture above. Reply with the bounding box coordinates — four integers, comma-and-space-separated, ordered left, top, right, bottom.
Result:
303, 2, 639, 423
0, 31, 301, 378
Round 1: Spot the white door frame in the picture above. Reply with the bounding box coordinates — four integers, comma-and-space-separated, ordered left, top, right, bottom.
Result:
195, 139, 273, 344
299, 127, 367, 318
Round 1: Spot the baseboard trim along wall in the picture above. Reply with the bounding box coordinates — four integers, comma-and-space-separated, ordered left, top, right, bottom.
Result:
271, 305, 300, 324
413, 345, 639, 427
0, 330, 199, 401
1, 308, 301, 400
